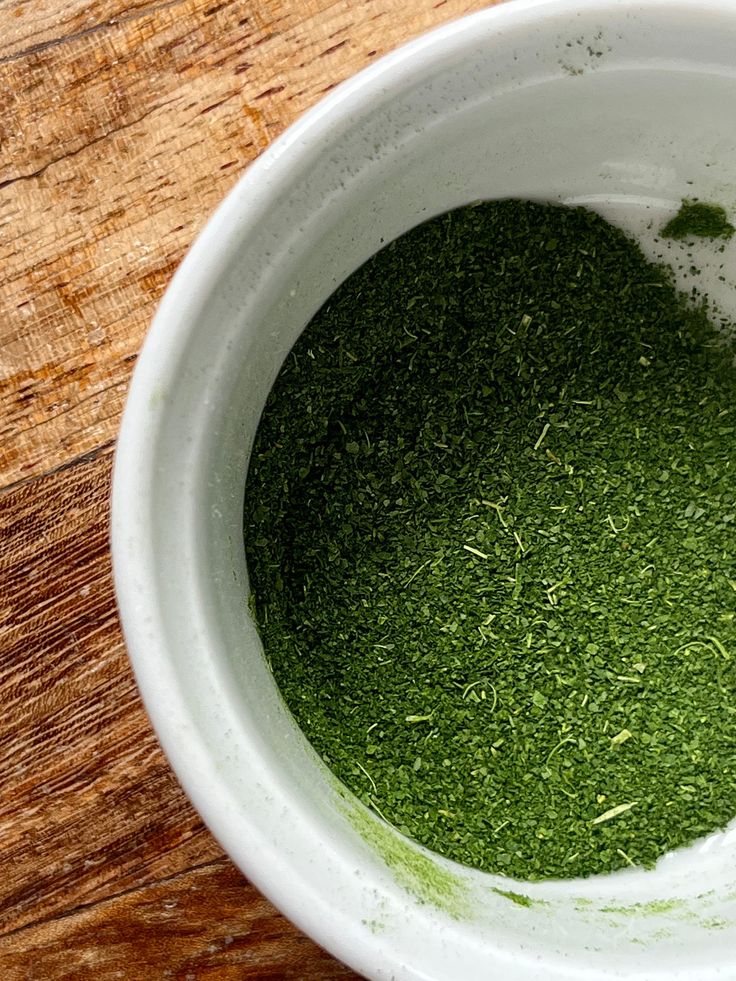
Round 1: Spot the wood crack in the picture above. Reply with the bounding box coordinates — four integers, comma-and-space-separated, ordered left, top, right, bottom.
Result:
0, 0, 184, 66
0, 99, 177, 189
0, 438, 115, 497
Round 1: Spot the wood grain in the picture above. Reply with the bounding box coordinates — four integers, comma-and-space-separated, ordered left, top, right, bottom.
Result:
0, 448, 222, 936
0, 859, 360, 980
0, 0, 492, 488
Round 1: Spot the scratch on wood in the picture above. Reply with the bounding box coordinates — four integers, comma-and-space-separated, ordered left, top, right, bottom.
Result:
198, 96, 230, 116
0, 0, 183, 65
255, 84, 285, 100
0, 100, 175, 189
320, 39, 349, 58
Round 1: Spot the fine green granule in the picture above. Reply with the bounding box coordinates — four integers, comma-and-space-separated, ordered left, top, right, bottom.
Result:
661, 200, 735, 241
244, 200, 736, 880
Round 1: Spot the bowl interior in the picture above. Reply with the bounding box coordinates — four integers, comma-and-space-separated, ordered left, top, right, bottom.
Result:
114, 2, 736, 978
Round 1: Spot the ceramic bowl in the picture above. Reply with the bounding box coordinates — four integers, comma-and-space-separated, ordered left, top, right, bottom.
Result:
113, 1, 736, 976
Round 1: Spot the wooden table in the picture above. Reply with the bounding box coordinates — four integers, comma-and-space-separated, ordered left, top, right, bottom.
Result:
0, 0, 497, 975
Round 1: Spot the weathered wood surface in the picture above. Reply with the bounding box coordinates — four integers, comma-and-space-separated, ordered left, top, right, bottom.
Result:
0, 860, 359, 979
0, 0, 495, 975
0, 449, 222, 937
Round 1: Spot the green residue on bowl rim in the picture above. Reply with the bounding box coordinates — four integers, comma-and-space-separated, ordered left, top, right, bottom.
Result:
492, 886, 548, 909
660, 199, 735, 240
596, 895, 732, 931
362, 917, 388, 935
599, 898, 685, 916
574, 896, 594, 911
342, 794, 470, 920
700, 917, 729, 930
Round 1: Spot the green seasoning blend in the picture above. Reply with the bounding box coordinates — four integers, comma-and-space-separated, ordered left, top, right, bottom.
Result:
660, 199, 735, 241
244, 201, 736, 880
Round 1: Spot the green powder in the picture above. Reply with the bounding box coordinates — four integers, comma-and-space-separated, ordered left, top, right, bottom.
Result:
660, 200, 735, 240
244, 200, 736, 880
492, 887, 539, 908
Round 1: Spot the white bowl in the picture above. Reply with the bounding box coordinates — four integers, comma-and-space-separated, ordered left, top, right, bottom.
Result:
112, 1, 736, 977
